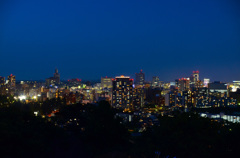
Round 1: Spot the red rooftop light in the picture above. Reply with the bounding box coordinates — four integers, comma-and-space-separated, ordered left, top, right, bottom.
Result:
193, 71, 199, 74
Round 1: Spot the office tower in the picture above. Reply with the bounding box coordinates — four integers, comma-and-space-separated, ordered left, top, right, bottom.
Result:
46, 68, 60, 87
175, 78, 190, 91
133, 87, 144, 109
54, 68, 60, 84
8, 74, 16, 88
192, 71, 199, 82
112, 75, 133, 111
135, 70, 145, 86
152, 76, 159, 87
0, 76, 5, 86
182, 90, 192, 108
190, 71, 200, 88
204, 78, 210, 88
101, 76, 113, 89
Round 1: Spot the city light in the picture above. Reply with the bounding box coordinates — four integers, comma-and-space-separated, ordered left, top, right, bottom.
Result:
19, 95, 26, 100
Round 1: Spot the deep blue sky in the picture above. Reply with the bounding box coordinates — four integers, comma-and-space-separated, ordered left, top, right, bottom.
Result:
0, 0, 240, 82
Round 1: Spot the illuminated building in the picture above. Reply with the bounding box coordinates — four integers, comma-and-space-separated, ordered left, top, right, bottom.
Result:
190, 71, 200, 87
54, 68, 60, 84
192, 71, 199, 82
112, 75, 133, 111
204, 78, 210, 88
175, 78, 190, 91
133, 87, 144, 109
46, 68, 61, 87
135, 70, 145, 86
182, 90, 192, 108
8, 74, 16, 88
152, 76, 159, 87
231, 81, 240, 92
0, 76, 5, 86
165, 89, 178, 107
101, 76, 113, 89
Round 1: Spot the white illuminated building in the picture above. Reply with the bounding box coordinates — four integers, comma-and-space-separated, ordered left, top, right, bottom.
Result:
204, 78, 210, 87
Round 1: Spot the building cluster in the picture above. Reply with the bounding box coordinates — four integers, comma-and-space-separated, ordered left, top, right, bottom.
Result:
0, 69, 240, 111
165, 71, 238, 109
0, 74, 16, 96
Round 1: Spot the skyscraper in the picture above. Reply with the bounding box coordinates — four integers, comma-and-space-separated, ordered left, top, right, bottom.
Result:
46, 68, 60, 87
175, 78, 190, 91
135, 70, 145, 86
7, 74, 16, 88
204, 78, 210, 88
193, 71, 199, 82
152, 76, 160, 87
190, 71, 200, 88
112, 75, 133, 111
101, 76, 113, 89
54, 68, 60, 85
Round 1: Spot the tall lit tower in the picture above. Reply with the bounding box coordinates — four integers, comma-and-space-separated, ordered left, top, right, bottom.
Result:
175, 78, 190, 91
54, 68, 60, 84
204, 78, 210, 88
101, 76, 113, 89
8, 74, 16, 88
112, 75, 134, 111
152, 76, 160, 87
192, 71, 199, 83
135, 69, 145, 86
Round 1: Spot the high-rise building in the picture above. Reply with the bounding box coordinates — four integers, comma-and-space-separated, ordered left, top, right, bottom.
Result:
46, 68, 60, 87
175, 78, 190, 91
8, 74, 16, 88
101, 77, 113, 89
190, 71, 200, 88
135, 70, 145, 86
152, 76, 159, 87
112, 75, 133, 111
192, 71, 199, 82
0, 76, 5, 86
204, 78, 210, 88
54, 68, 60, 85
133, 87, 144, 109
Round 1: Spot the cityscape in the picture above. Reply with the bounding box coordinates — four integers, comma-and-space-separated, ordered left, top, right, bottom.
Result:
1, 0, 240, 158
1, 69, 240, 157
1, 69, 240, 111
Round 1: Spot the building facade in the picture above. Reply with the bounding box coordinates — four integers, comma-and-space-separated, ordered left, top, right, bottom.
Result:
112, 75, 133, 111
135, 70, 145, 86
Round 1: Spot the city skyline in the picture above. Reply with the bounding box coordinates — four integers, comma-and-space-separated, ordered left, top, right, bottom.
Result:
1, 1, 240, 158
0, 68, 240, 83
1, 0, 240, 81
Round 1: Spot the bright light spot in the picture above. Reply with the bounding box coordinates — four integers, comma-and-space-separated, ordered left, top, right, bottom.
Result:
33, 96, 37, 99
34, 111, 38, 116
19, 95, 26, 100
37, 94, 41, 97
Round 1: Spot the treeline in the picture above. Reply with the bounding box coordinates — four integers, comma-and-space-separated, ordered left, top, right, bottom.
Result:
134, 112, 240, 158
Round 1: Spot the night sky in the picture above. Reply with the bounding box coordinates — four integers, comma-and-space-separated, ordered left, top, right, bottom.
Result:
0, 0, 240, 82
